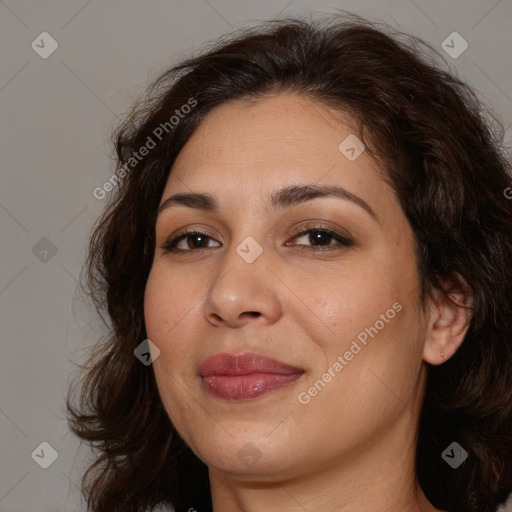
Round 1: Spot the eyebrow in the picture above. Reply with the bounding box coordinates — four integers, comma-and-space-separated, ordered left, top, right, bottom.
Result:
157, 184, 378, 222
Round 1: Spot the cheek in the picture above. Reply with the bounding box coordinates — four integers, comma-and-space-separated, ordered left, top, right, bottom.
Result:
298, 240, 423, 384
144, 264, 192, 345
144, 275, 170, 346
297, 257, 408, 349
296, 300, 424, 447
144, 268, 201, 437
143, 264, 205, 384
143, 267, 195, 397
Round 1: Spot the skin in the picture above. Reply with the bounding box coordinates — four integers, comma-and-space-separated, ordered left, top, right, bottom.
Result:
144, 92, 471, 512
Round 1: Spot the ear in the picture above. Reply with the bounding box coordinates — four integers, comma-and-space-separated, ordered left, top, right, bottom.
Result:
423, 273, 473, 365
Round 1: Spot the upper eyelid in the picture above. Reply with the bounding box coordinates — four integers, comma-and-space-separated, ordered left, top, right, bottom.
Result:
160, 218, 351, 239
162, 225, 352, 251
166, 225, 346, 242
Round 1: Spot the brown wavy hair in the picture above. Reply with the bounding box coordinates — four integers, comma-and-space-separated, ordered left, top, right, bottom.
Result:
66, 12, 512, 512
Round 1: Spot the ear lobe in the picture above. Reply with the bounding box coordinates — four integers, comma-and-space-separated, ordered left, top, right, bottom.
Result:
423, 273, 473, 365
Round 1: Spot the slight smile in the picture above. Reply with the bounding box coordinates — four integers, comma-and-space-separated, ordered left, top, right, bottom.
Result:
199, 352, 306, 401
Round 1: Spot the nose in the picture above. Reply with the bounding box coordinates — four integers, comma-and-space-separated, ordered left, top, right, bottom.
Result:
203, 244, 282, 328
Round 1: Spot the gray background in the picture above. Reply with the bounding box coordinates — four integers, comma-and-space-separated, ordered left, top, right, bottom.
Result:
1, 1, 511, 511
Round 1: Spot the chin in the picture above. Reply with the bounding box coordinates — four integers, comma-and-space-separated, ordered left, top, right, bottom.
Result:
188, 427, 297, 476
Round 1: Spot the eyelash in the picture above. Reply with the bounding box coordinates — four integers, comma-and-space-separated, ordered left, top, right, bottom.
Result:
160, 224, 353, 254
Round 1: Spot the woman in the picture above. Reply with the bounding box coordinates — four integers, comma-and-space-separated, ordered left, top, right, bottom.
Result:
67, 12, 512, 512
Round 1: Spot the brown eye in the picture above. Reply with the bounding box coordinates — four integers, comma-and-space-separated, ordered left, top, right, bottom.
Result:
305, 230, 334, 246
287, 227, 353, 251
161, 231, 220, 253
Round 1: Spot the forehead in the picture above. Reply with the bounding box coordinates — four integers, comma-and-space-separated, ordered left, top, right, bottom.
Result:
172, 92, 362, 171
161, 92, 399, 222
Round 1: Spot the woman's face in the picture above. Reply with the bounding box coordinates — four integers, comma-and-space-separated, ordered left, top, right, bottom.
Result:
144, 92, 431, 479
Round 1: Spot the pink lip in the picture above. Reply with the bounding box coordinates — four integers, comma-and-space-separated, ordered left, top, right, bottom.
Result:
199, 352, 305, 401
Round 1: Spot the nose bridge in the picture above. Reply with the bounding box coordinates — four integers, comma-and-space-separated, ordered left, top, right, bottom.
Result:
222, 205, 269, 268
